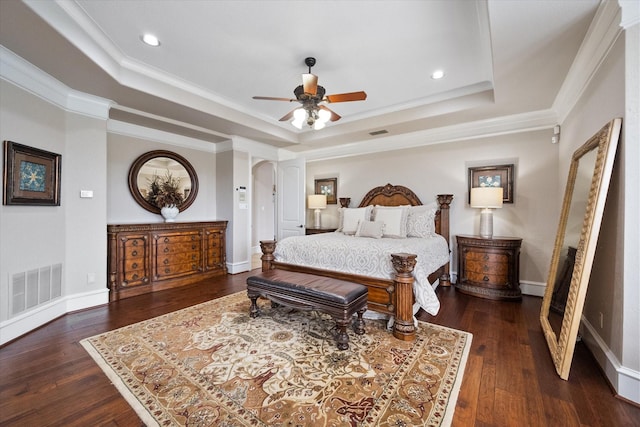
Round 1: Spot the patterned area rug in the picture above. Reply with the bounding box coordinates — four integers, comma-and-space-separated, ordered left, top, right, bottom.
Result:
81, 291, 471, 426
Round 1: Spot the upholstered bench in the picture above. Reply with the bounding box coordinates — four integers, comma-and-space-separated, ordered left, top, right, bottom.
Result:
246, 270, 368, 350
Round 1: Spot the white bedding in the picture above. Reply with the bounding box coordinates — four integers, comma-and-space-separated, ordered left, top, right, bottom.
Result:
273, 232, 449, 315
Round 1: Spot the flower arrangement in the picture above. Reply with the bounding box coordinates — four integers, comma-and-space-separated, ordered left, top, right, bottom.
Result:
146, 170, 185, 208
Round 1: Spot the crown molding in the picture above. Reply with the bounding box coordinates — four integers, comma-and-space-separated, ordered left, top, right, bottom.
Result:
303, 109, 557, 162
553, 0, 623, 123
0, 45, 112, 119
107, 120, 218, 153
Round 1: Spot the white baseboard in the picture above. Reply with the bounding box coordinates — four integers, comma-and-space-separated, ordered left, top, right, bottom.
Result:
520, 280, 546, 297
226, 261, 251, 274
0, 288, 109, 345
580, 317, 640, 405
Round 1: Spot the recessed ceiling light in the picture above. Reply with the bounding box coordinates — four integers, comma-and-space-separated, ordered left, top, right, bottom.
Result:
141, 34, 160, 47
431, 70, 445, 80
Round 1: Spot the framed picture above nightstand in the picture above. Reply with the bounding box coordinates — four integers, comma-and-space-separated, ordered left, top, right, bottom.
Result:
455, 234, 522, 301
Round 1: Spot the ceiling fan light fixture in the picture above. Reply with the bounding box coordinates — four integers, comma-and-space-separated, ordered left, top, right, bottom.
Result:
317, 109, 331, 123
291, 119, 304, 129
313, 120, 326, 130
293, 108, 307, 120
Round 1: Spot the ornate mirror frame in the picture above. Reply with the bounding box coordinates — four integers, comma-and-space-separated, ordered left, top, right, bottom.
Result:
128, 150, 199, 214
540, 118, 621, 380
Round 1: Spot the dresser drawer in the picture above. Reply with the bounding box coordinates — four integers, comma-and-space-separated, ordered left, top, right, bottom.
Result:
155, 260, 201, 279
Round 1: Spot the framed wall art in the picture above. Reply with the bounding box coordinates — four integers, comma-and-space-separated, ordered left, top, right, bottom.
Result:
314, 178, 337, 204
3, 141, 61, 206
468, 163, 514, 204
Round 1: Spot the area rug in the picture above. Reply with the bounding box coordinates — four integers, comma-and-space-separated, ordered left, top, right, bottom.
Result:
81, 291, 472, 426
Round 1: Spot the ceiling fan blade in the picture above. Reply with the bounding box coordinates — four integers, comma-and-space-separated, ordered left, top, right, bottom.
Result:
319, 105, 341, 122
253, 96, 297, 102
325, 91, 367, 103
302, 73, 318, 96
279, 109, 297, 121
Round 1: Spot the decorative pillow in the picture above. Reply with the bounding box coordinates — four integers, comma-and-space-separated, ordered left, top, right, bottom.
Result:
406, 203, 437, 238
372, 206, 409, 238
355, 220, 385, 239
339, 206, 373, 235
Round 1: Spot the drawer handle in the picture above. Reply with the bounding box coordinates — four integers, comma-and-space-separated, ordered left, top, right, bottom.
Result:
482, 265, 489, 272
132, 262, 138, 269
164, 247, 170, 253
132, 250, 138, 256
164, 237, 170, 243
132, 240, 139, 246
192, 255, 196, 260
192, 244, 197, 250
132, 273, 138, 280
165, 268, 171, 274
483, 275, 489, 281
211, 242, 217, 247
483, 254, 489, 261
163, 259, 170, 265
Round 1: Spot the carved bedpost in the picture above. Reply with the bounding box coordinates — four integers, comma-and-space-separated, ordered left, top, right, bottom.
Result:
437, 194, 453, 286
259, 240, 276, 271
391, 253, 417, 341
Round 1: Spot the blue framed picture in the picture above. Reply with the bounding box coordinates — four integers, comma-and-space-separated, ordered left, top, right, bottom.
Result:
468, 164, 514, 204
3, 141, 61, 206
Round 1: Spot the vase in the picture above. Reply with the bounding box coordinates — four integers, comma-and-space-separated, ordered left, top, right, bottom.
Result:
160, 205, 179, 222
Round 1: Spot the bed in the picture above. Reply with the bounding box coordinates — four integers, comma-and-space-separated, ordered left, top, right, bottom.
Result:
259, 184, 453, 341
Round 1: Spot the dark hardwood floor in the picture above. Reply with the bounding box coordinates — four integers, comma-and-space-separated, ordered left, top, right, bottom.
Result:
1, 271, 638, 426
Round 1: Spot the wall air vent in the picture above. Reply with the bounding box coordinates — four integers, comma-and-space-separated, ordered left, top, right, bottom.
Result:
369, 129, 389, 136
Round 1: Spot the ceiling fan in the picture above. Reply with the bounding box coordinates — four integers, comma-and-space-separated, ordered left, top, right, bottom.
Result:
253, 57, 367, 129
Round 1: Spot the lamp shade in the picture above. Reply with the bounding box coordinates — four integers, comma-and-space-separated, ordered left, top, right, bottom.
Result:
308, 194, 327, 210
470, 187, 503, 209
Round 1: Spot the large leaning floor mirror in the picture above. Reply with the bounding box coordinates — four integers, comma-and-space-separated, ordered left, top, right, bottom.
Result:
540, 118, 621, 380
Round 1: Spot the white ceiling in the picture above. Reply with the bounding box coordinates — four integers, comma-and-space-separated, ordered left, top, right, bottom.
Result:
0, 0, 600, 152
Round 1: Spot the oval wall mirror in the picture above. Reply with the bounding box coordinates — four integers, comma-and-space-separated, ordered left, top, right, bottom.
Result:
540, 118, 621, 380
128, 150, 199, 214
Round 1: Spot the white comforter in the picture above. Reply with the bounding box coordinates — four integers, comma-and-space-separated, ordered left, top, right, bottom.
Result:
274, 232, 449, 315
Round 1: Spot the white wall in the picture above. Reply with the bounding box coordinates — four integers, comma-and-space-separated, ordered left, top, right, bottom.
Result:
107, 128, 218, 224
306, 129, 559, 290
0, 78, 109, 343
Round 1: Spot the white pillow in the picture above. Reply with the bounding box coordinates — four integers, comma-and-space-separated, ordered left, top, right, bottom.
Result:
406, 203, 437, 238
372, 206, 409, 238
339, 206, 373, 235
355, 220, 385, 238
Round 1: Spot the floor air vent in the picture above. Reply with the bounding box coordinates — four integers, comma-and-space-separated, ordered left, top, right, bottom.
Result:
11, 264, 63, 317
369, 129, 389, 136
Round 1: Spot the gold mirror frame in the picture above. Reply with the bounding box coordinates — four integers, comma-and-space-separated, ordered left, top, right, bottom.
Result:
128, 150, 199, 214
540, 118, 621, 380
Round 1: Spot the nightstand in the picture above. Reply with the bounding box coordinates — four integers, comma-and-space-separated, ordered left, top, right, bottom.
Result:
455, 234, 522, 301
305, 228, 337, 235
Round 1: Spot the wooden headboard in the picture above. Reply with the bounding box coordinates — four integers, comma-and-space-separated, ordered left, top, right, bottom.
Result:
350, 183, 453, 247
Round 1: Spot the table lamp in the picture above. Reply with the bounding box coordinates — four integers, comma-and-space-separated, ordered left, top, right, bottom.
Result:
470, 187, 503, 238
308, 194, 327, 229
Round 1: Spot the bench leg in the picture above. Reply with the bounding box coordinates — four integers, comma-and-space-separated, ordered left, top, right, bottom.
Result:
248, 293, 260, 318
334, 319, 350, 350
353, 308, 366, 335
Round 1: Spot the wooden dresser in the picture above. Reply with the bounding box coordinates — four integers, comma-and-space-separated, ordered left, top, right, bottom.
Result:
107, 221, 227, 301
455, 234, 522, 301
